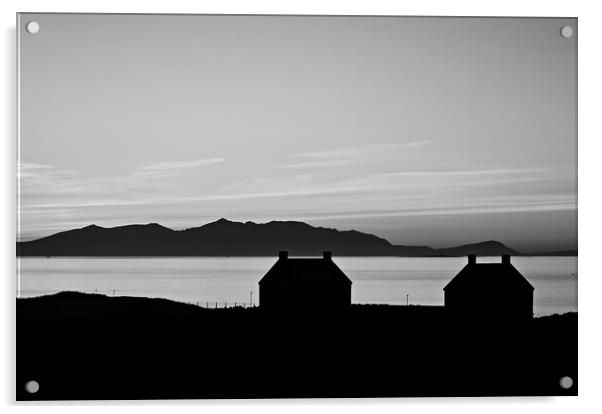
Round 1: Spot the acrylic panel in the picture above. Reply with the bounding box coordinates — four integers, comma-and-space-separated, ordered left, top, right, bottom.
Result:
16, 13, 577, 400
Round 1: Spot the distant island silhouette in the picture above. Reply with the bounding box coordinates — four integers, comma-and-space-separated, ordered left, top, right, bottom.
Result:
16, 218, 577, 257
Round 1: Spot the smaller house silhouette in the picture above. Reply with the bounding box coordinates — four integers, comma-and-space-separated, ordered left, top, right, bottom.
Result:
258, 251, 352, 309
443, 255, 534, 321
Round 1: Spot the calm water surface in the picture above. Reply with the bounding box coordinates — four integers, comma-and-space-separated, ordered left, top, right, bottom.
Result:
17, 256, 577, 316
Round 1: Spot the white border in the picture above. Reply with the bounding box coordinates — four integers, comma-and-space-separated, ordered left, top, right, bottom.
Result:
3, 0, 601, 412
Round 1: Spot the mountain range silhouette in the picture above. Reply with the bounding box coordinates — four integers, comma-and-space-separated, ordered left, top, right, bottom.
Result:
16, 218, 574, 257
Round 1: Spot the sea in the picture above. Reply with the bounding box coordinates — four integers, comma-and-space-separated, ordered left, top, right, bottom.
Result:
17, 256, 577, 317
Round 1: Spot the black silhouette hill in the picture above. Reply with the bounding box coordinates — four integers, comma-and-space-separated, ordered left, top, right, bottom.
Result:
17, 291, 577, 399
16, 218, 571, 257
436, 240, 520, 257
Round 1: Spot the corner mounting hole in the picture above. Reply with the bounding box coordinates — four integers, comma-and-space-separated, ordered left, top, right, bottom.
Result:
26, 21, 40, 34
559, 376, 573, 389
25, 380, 39, 394
560, 26, 573, 38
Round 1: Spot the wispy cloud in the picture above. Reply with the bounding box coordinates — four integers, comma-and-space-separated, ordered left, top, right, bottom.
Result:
281, 158, 362, 169
18, 162, 87, 195
138, 158, 225, 172
18, 162, 80, 179
375, 168, 544, 178
282, 141, 432, 169
278, 197, 577, 222
18, 158, 228, 213
296, 141, 432, 159
133, 158, 226, 179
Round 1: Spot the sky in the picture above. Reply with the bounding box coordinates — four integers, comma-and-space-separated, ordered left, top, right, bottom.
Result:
18, 14, 577, 253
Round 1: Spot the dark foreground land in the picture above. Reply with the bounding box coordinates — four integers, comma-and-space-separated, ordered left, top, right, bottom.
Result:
17, 292, 577, 400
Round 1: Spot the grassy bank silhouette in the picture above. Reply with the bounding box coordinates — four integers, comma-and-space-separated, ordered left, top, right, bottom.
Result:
17, 291, 577, 400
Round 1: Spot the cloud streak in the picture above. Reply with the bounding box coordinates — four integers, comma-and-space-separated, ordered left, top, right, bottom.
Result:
138, 158, 225, 172
282, 141, 432, 169
296, 141, 432, 159
132, 158, 226, 179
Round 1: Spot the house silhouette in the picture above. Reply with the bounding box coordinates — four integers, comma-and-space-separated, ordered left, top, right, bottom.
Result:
444, 255, 534, 321
258, 251, 352, 309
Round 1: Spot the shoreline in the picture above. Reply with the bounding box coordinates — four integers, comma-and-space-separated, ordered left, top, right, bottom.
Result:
17, 290, 578, 319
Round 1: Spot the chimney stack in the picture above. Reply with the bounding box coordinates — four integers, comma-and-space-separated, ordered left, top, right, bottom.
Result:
467, 254, 476, 265
278, 251, 288, 260
323, 251, 332, 261
502, 254, 511, 264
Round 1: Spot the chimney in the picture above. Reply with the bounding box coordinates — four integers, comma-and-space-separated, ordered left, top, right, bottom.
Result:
502, 254, 511, 264
278, 251, 288, 260
323, 251, 332, 261
467, 254, 476, 265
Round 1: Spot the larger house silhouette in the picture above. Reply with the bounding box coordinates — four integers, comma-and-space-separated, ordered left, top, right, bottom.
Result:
444, 255, 534, 320
258, 251, 352, 309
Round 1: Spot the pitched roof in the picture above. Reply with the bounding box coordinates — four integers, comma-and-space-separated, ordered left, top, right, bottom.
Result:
259, 258, 352, 286
443, 263, 534, 292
